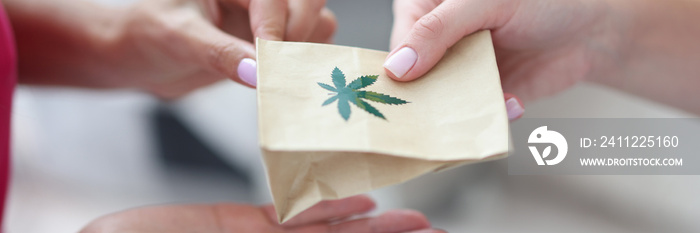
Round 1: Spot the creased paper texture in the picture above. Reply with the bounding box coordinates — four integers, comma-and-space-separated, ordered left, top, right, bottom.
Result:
257, 30, 509, 223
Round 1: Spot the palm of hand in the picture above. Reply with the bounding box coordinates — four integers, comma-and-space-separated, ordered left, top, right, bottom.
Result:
81, 196, 438, 233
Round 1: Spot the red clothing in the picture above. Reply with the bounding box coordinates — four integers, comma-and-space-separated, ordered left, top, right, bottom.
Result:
0, 1, 16, 230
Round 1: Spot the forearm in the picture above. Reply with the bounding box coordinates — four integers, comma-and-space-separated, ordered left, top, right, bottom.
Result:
5, 0, 126, 87
592, 0, 700, 115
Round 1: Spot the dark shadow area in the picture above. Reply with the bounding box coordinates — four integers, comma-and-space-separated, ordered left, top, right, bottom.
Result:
151, 104, 252, 188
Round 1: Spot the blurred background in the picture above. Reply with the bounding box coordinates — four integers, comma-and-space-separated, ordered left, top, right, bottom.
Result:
7, 0, 700, 232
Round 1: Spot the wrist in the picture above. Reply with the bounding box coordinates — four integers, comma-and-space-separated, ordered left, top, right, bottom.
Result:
7, 0, 131, 87
583, 0, 635, 85
588, 0, 700, 114
85, 5, 134, 87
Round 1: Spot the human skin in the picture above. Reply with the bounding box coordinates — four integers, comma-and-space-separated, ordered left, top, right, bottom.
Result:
3, 1, 446, 232
80, 195, 445, 233
386, 0, 700, 116
4, 0, 336, 98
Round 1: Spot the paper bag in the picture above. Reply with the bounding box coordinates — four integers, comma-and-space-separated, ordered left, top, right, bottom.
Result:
256, 30, 509, 223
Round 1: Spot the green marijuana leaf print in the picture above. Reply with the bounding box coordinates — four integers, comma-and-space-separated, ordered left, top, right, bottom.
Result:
318, 67, 409, 121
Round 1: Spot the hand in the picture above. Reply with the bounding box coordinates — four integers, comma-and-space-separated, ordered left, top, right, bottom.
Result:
8, 0, 336, 98
385, 0, 624, 119
120, 0, 337, 97
111, 0, 337, 98
80, 195, 446, 233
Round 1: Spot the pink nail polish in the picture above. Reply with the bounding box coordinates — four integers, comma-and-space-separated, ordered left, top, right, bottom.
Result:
506, 97, 524, 121
383, 47, 417, 79
237, 58, 257, 87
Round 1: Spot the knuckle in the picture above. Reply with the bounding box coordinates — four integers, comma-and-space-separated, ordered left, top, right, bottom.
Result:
311, 0, 327, 11
413, 12, 446, 39
256, 23, 285, 40
428, 0, 444, 7
206, 42, 241, 76
272, 0, 289, 9
318, 0, 328, 11
321, 9, 338, 32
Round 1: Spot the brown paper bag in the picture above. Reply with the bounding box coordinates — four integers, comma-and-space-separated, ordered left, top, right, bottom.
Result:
256, 30, 509, 223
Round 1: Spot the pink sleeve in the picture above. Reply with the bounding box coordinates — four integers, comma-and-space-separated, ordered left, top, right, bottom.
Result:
0, 1, 18, 231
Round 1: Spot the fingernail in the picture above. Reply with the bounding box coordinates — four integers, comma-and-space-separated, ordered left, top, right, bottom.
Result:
237, 58, 257, 87
383, 47, 417, 79
506, 97, 524, 121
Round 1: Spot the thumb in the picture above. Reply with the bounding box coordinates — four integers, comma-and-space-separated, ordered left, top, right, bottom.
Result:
384, 0, 512, 81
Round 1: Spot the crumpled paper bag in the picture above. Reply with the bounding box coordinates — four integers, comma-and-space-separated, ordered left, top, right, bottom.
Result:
256, 30, 509, 223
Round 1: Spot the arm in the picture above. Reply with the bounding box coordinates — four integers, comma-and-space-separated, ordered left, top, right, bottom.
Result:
5, 0, 125, 87
591, 0, 700, 115
4, 0, 336, 98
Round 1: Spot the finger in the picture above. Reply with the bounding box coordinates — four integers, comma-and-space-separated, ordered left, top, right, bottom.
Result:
186, 20, 257, 88
307, 8, 337, 43
249, 0, 288, 40
404, 230, 448, 233
198, 0, 223, 26
145, 70, 223, 99
384, 0, 516, 81
263, 195, 376, 227
216, 1, 255, 42
504, 93, 524, 121
384, 0, 473, 81
389, 0, 438, 50
285, 0, 327, 41
291, 209, 432, 233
